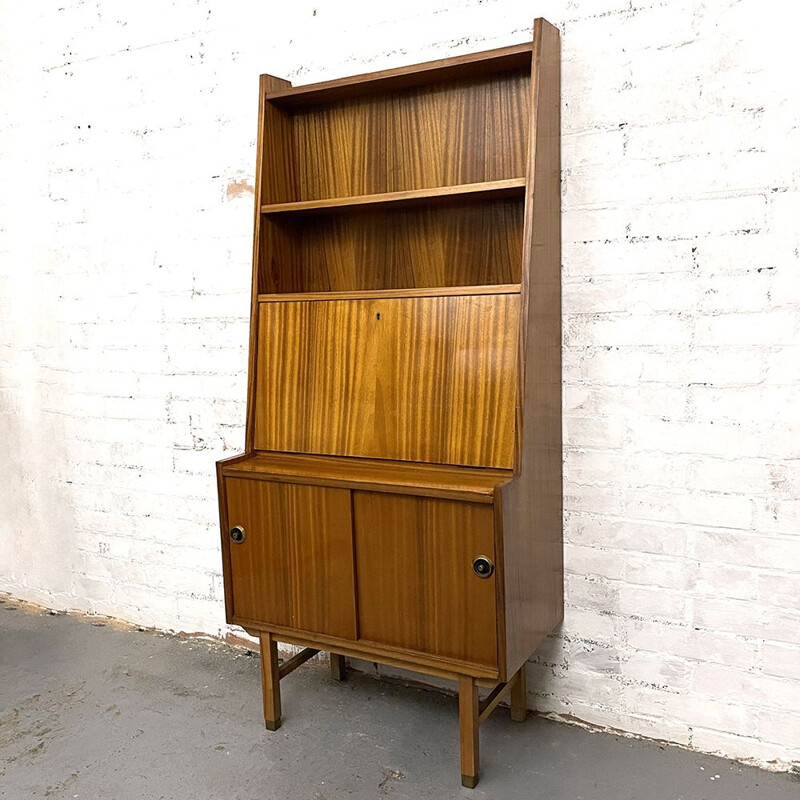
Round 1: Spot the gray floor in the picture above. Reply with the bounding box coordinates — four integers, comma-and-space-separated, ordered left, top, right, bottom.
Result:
1, 602, 797, 800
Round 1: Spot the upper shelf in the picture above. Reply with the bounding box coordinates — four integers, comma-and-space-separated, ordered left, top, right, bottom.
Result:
261, 178, 526, 216
257, 284, 521, 303
264, 42, 533, 106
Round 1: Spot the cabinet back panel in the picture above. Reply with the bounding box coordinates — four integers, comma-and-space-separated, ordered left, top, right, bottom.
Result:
261, 199, 523, 293
288, 70, 529, 201
254, 294, 519, 467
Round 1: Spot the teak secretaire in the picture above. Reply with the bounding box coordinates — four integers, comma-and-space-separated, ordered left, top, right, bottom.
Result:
216, 18, 562, 788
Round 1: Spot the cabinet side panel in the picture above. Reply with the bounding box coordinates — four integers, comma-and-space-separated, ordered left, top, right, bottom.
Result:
261, 99, 296, 206
217, 453, 252, 623
258, 100, 300, 293
254, 294, 518, 468
246, 74, 294, 449
503, 19, 563, 676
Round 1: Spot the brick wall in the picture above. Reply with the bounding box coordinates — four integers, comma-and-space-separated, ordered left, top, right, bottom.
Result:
1, 0, 798, 770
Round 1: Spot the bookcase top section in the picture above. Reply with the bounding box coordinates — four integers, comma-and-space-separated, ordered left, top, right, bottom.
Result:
264, 41, 534, 106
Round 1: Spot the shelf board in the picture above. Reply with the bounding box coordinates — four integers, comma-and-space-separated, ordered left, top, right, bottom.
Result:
257, 284, 521, 304
222, 452, 513, 503
261, 178, 526, 216
264, 42, 533, 106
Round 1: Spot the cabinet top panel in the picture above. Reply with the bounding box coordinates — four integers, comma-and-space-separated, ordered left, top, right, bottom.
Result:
222, 452, 512, 503
264, 41, 533, 106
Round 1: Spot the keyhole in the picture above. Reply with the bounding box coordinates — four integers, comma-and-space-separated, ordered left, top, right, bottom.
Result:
376, 312, 381, 320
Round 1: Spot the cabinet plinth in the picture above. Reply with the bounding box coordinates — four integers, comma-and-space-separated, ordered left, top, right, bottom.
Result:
216, 18, 562, 789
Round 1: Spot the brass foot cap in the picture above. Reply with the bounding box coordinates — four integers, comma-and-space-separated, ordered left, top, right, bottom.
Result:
265, 718, 282, 731
461, 774, 479, 789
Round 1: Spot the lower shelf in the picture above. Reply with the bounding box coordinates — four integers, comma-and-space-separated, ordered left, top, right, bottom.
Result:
221, 451, 512, 503
237, 622, 500, 682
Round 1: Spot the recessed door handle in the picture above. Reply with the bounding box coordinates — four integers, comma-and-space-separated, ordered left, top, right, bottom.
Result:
472, 556, 494, 578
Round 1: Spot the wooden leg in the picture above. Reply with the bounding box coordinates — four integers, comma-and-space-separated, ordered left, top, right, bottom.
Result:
458, 675, 480, 788
510, 664, 528, 723
260, 632, 282, 731
330, 653, 347, 681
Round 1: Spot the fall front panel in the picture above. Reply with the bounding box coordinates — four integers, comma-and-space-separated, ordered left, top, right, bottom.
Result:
254, 294, 518, 468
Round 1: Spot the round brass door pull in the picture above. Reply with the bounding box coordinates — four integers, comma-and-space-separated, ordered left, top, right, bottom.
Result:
472, 556, 494, 578
230, 525, 246, 544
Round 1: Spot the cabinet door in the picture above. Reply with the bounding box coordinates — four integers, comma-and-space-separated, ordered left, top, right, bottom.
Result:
254, 294, 518, 468
224, 478, 356, 640
353, 492, 498, 667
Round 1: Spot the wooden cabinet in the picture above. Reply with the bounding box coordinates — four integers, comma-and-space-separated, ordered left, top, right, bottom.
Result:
217, 18, 562, 788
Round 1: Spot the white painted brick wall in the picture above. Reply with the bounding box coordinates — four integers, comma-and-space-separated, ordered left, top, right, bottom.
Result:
1, 0, 798, 771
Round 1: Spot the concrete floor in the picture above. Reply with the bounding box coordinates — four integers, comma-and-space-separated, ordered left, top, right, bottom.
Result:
1, 603, 797, 800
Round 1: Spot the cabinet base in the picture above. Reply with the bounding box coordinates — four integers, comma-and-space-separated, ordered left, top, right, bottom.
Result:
330, 653, 347, 681
259, 632, 528, 788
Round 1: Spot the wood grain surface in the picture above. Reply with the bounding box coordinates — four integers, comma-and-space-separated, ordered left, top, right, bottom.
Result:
254, 293, 519, 467
258, 284, 520, 303
353, 492, 498, 666
261, 177, 525, 214
265, 42, 533, 105
222, 451, 512, 503
225, 478, 357, 639
290, 69, 529, 200
246, 73, 294, 450
501, 18, 564, 677
259, 199, 523, 293
258, 628, 500, 681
